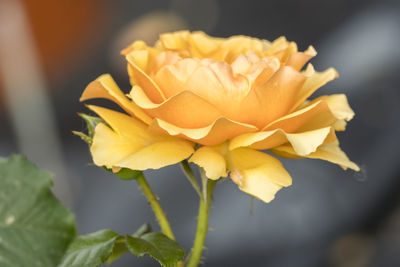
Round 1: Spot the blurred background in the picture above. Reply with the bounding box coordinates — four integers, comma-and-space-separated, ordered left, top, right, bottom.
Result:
1, 0, 400, 266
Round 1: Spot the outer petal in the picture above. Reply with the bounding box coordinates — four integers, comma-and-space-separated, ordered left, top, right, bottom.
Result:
88, 105, 194, 170
309, 94, 355, 131
129, 85, 222, 128
264, 94, 355, 133
90, 123, 142, 168
285, 46, 317, 71
264, 100, 335, 132
150, 117, 258, 146
228, 148, 292, 203
229, 127, 333, 156
291, 66, 339, 111
189, 145, 227, 180
80, 74, 152, 125
116, 141, 195, 171
271, 140, 359, 171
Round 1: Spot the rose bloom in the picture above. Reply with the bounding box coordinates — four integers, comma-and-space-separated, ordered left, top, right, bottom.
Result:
81, 31, 359, 203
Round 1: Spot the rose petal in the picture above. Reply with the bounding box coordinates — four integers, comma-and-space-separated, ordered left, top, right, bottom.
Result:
265, 94, 354, 133
129, 85, 222, 128
150, 117, 258, 146
291, 66, 339, 111
310, 94, 355, 122
80, 74, 152, 124
229, 127, 333, 156
88, 105, 194, 170
183, 63, 249, 117
271, 140, 359, 171
160, 30, 190, 51
126, 51, 166, 103
285, 46, 317, 71
189, 145, 227, 180
116, 140, 195, 171
152, 56, 201, 98
264, 36, 289, 55
241, 66, 306, 128
264, 100, 335, 132
228, 147, 292, 203
189, 31, 221, 55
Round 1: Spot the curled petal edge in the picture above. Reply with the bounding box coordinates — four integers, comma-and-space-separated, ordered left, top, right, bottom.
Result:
80, 74, 152, 125
271, 140, 360, 171
229, 127, 335, 156
129, 85, 222, 128
150, 117, 258, 146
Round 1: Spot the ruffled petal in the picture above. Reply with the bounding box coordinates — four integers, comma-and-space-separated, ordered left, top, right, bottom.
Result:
126, 51, 166, 103
159, 30, 191, 51
151, 56, 200, 98
189, 145, 227, 180
285, 46, 317, 71
189, 31, 221, 55
182, 63, 249, 117
88, 105, 194, 170
309, 94, 355, 131
264, 94, 355, 133
229, 127, 333, 156
80, 74, 152, 125
264, 36, 289, 55
241, 66, 306, 128
291, 66, 339, 111
228, 148, 292, 203
271, 140, 359, 171
150, 117, 258, 146
129, 85, 222, 128
264, 100, 335, 132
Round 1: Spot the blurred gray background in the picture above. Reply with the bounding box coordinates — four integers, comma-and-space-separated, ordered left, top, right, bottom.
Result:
1, 0, 400, 266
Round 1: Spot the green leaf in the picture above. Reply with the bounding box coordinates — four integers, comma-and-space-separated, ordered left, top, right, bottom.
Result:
107, 223, 152, 264
102, 167, 142, 181
126, 233, 185, 267
59, 230, 120, 267
133, 223, 152, 237
114, 168, 142, 180
72, 131, 92, 145
74, 113, 104, 145
78, 113, 104, 138
0, 155, 76, 267
106, 236, 128, 264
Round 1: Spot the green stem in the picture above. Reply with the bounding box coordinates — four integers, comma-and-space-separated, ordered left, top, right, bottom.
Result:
136, 173, 175, 240
187, 171, 217, 267
180, 160, 202, 198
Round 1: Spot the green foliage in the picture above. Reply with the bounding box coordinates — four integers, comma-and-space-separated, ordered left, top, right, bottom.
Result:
0, 154, 185, 267
126, 233, 185, 267
106, 223, 152, 264
0, 155, 76, 267
114, 167, 142, 180
58, 230, 120, 267
59, 223, 184, 267
73, 113, 104, 145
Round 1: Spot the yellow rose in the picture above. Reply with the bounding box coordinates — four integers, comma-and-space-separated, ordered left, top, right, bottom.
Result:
81, 31, 359, 203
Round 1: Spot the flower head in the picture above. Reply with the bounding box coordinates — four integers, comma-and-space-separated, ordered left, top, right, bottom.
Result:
81, 31, 359, 203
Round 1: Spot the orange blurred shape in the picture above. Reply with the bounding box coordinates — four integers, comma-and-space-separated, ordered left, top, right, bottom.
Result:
21, 0, 108, 79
